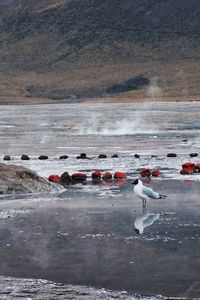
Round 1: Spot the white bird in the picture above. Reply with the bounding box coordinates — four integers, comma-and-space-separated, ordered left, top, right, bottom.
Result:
132, 179, 167, 207
134, 212, 160, 234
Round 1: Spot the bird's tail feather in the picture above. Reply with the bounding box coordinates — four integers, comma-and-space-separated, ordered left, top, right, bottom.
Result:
159, 194, 167, 199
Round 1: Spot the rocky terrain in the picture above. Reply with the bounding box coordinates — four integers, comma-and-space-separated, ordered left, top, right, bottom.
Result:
0, 163, 59, 194
0, 0, 200, 102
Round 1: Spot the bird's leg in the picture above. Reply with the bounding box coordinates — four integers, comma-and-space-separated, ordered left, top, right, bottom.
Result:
142, 199, 147, 213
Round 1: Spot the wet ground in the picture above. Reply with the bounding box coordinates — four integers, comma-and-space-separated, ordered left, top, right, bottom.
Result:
0, 179, 200, 298
0, 102, 200, 157
0, 102, 200, 298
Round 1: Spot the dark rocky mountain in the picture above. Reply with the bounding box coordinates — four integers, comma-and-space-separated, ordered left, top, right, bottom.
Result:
0, 0, 200, 102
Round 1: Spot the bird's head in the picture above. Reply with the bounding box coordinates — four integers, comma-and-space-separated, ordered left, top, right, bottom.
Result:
134, 228, 143, 234
131, 179, 140, 185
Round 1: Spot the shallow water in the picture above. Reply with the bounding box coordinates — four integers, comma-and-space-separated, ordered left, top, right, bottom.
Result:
0, 180, 200, 298
0, 102, 200, 298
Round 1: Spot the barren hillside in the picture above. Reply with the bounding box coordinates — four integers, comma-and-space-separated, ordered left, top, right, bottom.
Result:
0, 0, 200, 103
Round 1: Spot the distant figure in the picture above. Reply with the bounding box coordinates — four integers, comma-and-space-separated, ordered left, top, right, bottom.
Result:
132, 179, 167, 208
134, 212, 160, 234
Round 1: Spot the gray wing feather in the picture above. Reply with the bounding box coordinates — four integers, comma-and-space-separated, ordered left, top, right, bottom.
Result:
142, 186, 159, 199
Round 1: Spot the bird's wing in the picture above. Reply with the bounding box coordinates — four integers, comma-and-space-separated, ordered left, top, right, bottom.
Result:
142, 186, 160, 199
143, 213, 160, 225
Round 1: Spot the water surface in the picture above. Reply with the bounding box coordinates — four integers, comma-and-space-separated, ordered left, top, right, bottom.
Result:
0, 180, 199, 298
0, 102, 200, 298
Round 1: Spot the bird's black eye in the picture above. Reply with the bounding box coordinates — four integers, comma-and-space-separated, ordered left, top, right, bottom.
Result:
132, 179, 138, 185
134, 229, 140, 234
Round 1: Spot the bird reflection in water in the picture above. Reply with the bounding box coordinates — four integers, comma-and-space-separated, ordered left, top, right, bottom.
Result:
134, 201, 160, 234
132, 178, 166, 234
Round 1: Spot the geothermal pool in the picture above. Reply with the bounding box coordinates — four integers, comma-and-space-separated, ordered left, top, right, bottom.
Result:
0, 102, 200, 298
0, 102, 200, 157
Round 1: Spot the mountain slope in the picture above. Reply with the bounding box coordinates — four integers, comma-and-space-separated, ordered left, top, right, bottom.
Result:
0, 0, 200, 102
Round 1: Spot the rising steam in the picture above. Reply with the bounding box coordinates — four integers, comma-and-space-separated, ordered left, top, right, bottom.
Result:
76, 104, 159, 135
146, 77, 162, 100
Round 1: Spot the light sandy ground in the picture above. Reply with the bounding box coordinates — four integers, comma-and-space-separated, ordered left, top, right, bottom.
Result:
1, 95, 200, 105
